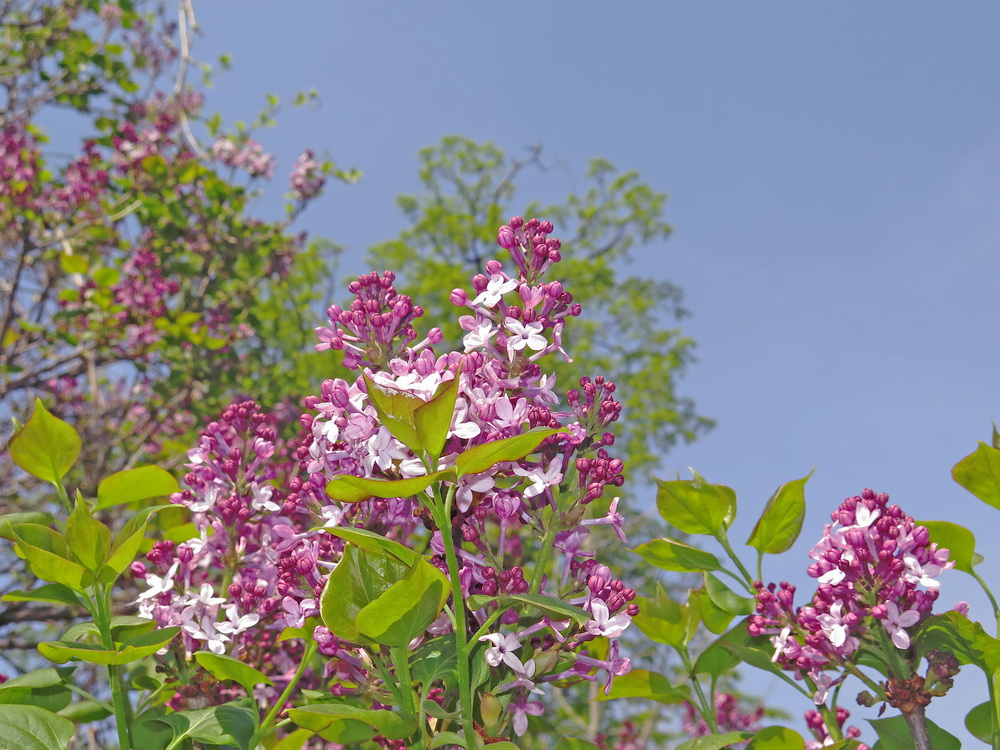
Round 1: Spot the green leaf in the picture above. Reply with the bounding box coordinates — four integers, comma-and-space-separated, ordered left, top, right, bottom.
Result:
598, 669, 690, 704
688, 588, 734, 634
194, 652, 273, 693
323, 527, 420, 566
3, 583, 80, 607
414, 376, 460, 458
465, 593, 590, 626
411, 635, 458, 688
703, 573, 754, 615
7, 398, 81, 484
747, 726, 805, 749
354, 557, 450, 647
632, 584, 695, 649
154, 702, 256, 749
918, 520, 978, 574
0, 512, 54, 542
65, 495, 111, 573
132, 707, 174, 750
270, 727, 319, 749
288, 702, 418, 741
914, 610, 1000, 673
966, 701, 995, 744
39, 626, 179, 665
11, 525, 93, 590
429, 731, 467, 749
675, 732, 754, 750
869, 714, 960, 750
316, 719, 377, 743
0, 704, 75, 750
953, 441, 1000, 510
363, 373, 424, 451
57, 699, 111, 723
103, 504, 172, 578
694, 621, 753, 677
96, 465, 179, 509
325, 471, 450, 504
655, 477, 736, 536
554, 739, 601, 750
631, 537, 722, 573
746, 472, 811, 554
455, 428, 565, 476
319, 545, 409, 645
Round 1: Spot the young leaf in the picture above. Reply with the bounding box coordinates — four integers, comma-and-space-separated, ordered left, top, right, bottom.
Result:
868, 715, 960, 750
414, 376, 459, 458
0, 704, 75, 750
324, 527, 419, 566
655, 477, 736, 537
632, 538, 722, 573
953, 441, 1000, 511
3, 583, 81, 607
39, 626, 180, 665
746, 472, 811, 554
320, 545, 409, 644
746, 726, 805, 749
632, 584, 693, 649
918, 520, 978, 574
0, 512, 54, 542
363, 373, 423, 451
10, 526, 93, 591
65, 495, 111, 574
703, 573, 754, 615
325, 471, 450, 504
103, 504, 173, 578
965, 701, 995, 744
554, 739, 601, 750
195, 652, 274, 694
455, 428, 564, 476
96, 465, 179, 509
154, 702, 256, 749
693, 621, 753, 677
688, 588, 734, 634
7, 398, 81, 484
288, 702, 418, 740
597, 669, 690, 704
354, 557, 450, 647
674, 733, 754, 750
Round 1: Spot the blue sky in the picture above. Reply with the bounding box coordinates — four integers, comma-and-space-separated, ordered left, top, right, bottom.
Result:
194, 2, 1000, 743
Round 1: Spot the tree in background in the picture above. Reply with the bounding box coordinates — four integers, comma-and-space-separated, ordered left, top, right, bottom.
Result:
369, 135, 713, 483
0, 0, 357, 508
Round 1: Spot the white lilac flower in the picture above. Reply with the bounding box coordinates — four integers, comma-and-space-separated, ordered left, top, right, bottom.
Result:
479, 632, 523, 670
882, 601, 921, 649
472, 274, 517, 308
585, 598, 632, 639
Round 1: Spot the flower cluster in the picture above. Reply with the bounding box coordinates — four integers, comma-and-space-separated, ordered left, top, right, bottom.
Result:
299, 217, 637, 733
146, 217, 638, 740
135, 400, 329, 709
289, 149, 325, 201
212, 137, 277, 179
749, 489, 955, 747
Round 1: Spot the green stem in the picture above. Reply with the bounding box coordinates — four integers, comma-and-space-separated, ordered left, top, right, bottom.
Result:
716, 533, 756, 590
468, 606, 507, 649
528, 523, 558, 594
433, 488, 477, 745
679, 650, 716, 733
389, 645, 416, 718
972, 569, 1000, 636
95, 586, 132, 750
990, 669, 1000, 750
250, 640, 318, 747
